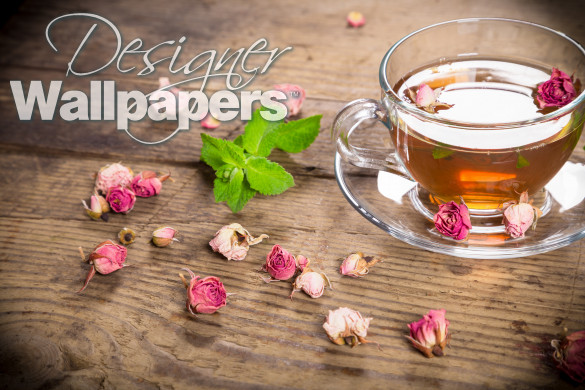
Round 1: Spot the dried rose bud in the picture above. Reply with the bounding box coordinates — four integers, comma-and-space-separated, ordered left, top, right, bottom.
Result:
201, 114, 220, 129
537, 68, 579, 109
95, 163, 133, 195
82, 193, 104, 220
406, 309, 451, 358
290, 268, 331, 299
273, 84, 306, 117
433, 200, 472, 240
346, 11, 365, 28
118, 227, 136, 245
262, 244, 297, 280
408, 83, 453, 113
209, 223, 268, 261
503, 191, 542, 238
179, 268, 227, 314
323, 307, 374, 347
131, 171, 171, 198
106, 186, 136, 214
295, 255, 309, 272
552, 330, 585, 383
340, 252, 380, 277
152, 226, 178, 247
78, 240, 127, 293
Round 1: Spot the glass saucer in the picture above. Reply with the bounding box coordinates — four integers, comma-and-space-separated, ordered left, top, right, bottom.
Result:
334, 152, 585, 259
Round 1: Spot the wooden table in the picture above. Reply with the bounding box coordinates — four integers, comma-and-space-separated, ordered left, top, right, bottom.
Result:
1, 1, 584, 389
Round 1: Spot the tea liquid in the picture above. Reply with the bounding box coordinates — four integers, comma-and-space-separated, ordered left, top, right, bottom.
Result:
392, 59, 581, 210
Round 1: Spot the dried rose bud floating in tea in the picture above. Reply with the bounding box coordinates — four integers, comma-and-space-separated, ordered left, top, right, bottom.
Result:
536, 68, 579, 109
406, 309, 451, 358
209, 223, 268, 261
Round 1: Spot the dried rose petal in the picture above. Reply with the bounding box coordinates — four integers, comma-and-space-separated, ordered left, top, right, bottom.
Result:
503, 191, 542, 238
273, 84, 306, 117
209, 223, 268, 261
433, 200, 472, 240
180, 268, 227, 314
78, 240, 127, 293
552, 330, 585, 383
262, 244, 297, 281
95, 163, 133, 195
537, 68, 579, 109
152, 226, 178, 247
106, 186, 136, 214
323, 307, 374, 347
346, 11, 365, 28
406, 309, 450, 358
340, 252, 380, 277
131, 171, 171, 198
290, 268, 331, 299
201, 114, 220, 129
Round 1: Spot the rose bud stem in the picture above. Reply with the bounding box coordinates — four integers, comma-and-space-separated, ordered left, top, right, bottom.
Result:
159, 172, 173, 182
179, 273, 189, 289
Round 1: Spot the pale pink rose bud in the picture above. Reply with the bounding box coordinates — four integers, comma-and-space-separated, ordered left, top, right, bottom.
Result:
82, 193, 104, 220
106, 186, 136, 214
131, 171, 170, 198
340, 252, 380, 277
201, 114, 220, 129
263, 244, 297, 280
433, 200, 472, 240
290, 269, 331, 299
502, 191, 542, 239
346, 11, 365, 27
95, 163, 133, 194
209, 223, 268, 261
409, 84, 453, 113
78, 240, 127, 293
273, 84, 306, 117
295, 255, 309, 272
323, 307, 374, 347
180, 268, 227, 314
406, 309, 451, 358
152, 226, 178, 247
552, 330, 585, 383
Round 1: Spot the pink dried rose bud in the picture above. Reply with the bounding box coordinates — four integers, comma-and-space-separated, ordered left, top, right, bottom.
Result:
433, 199, 472, 240
82, 193, 106, 220
95, 163, 133, 195
323, 307, 374, 347
340, 252, 380, 277
537, 68, 579, 109
273, 84, 306, 117
290, 268, 332, 299
408, 83, 453, 113
78, 240, 127, 293
152, 227, 178, 247
106, 186, 136, 214
406, 309, 451, 358
131, 171, 171, 198
262, 244, 297, 280
179, 268, 228, 314
552, 330, 585, 383
503, 191, 542, 239
201, 114, 220, 129
346, 11, 365, 28
295, 254, 310, 272
209, 223, 268, 261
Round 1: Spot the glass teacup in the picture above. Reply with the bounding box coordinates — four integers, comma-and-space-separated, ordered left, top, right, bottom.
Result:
332, 18, 585, 219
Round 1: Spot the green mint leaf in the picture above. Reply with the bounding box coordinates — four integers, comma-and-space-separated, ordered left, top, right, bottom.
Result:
245, 156, 294, 195
233, 134, 243, 147
213, 168, 257, 213
516, 153, 530, 168
432, 145, 454, 159
227, 178, 256, 213
241, 109, 283, 157
274, 115, 321, 153
201, 133, 246, 169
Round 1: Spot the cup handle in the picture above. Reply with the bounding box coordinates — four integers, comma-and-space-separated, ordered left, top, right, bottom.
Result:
331, 98, 411, 177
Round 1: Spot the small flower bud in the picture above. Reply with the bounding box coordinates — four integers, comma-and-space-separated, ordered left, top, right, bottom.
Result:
262, 244, 297, 280
179, 268, 228, 314
131, 171, 171, 198
209, 223, 268, 261
406, 309, 451, 358
152, 226, 178, 247
346, 11, 365, 28
118, 227, 136, 245
502, 191, 542, 238
295, 255, 309, 272
78, 240, 127, 293
106, 186, 136, 214
552, 329, 585, 383
202, 114, 220, 129
433, 199, 472, 240
95, 163, 133, 195
273, 84, 306, 117
82, 194, 104, 220
340, 252, 380, 277
290, 268, 331, 299
323, 307, 374, 347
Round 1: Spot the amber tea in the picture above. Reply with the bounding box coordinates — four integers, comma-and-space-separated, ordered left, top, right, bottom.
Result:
390, 59, 582, 210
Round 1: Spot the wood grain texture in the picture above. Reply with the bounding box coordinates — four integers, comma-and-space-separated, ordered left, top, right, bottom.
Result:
1, 0, 585, 389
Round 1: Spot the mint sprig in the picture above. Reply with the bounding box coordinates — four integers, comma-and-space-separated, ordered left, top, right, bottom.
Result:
201, 109, 322, 212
